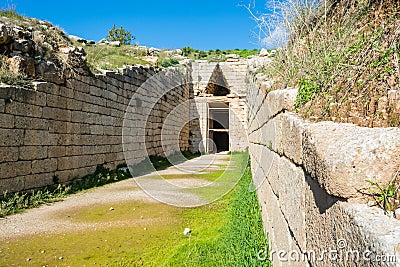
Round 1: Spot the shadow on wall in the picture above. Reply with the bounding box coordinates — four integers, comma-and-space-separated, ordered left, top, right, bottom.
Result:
305, 174, 341, 214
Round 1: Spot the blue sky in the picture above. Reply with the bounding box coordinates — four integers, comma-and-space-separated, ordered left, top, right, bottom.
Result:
2, 0, 267, 50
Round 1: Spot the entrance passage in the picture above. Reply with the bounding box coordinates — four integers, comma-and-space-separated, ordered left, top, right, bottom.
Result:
208, 102, 229, 153
213, 132, 229, 152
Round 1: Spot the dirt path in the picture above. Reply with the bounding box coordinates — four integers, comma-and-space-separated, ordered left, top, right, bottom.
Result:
0, 153, 231, 241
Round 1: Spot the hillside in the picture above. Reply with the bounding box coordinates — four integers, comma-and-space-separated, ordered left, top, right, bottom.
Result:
0, 9, 259, 88
262, 0, 400, 127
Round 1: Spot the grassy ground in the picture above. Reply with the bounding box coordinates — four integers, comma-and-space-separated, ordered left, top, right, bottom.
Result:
0, 153, 269, 266
84, 43, 260, 72
84, 44, 150, 72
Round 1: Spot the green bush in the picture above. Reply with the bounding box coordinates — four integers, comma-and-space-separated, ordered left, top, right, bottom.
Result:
182, 46, 195, 57
158, 58, 180, 68
106, 25, 135, 44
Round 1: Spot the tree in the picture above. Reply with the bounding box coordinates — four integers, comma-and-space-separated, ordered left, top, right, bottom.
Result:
106, 25, 135, 45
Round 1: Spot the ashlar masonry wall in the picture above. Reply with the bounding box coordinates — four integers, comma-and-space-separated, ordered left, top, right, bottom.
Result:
0, 65, 190, 193
189, 60, 249, 153
247, 74, 400, 267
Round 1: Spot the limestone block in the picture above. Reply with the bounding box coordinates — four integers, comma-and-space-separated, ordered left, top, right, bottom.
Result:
0, 113, 14, 128
19, 146, 47, 160
257, 174, 305, 267
265, 89, 298, 117
31, 158, 57, 174
5, 102, 42, 118
48, 146, 66, 158
14, 116, 48, 130
0, 129, 24, 146
0, 177, 24, 194
303, 121, 400, 198
24, 173, 53, 190
57, 86, 75, 99
48, 120, 67, 134
43, 107, 71, 121
0, 161, 31, 178
66, 98, 83, 111
46, 94, 67, 109
65, 146, 82, 156
71, 110, 88, 123
104, 88, 118, 102
277, 156, 306, 250
24, 130, 57, 146
275, 113, 307, 165
342, 203, 400, 266
258, 117, 278, 149
13, 88, 46, 106
0, 98, 4, 113
90, 125, 104, 135
67, 79, 90, 94
0, 147, 18, 162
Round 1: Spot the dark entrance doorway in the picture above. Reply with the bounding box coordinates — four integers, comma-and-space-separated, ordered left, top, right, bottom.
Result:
213, 131, 229, 152
208, 102, 229, 153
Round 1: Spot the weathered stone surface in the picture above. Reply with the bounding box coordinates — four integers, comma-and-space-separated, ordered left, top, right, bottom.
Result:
36, 61, 64, 84
303, 121, 400, 198
7, 55, 36, 77
0, 23, 9, 44
0, 128, 24, 146
0, 113, 14, 128
0, 177, 24, 193
143, 56, 158, 67
276, 113, 307, 165
265, 88, 297, 117
19, 146, 47, 160
248, 73, 400, 266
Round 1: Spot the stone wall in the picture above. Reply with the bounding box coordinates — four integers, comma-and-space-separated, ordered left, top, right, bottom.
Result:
189, 60, 248, 153
247, 74, 400, 266
191, 60, 248, 96
0, 65, 190, 193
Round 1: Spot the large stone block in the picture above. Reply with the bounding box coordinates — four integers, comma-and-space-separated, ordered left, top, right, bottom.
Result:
0, 147, 19, 162
0, 177, 24, 194
276, 113, 307, 165
5, 101, 42, 118
19, 146, 47, 160
48, 146, 66, 158
303, 121, 400, 198
257, 172, 305, 267
0, 113, 14, 128
0, 161, 31, 178
31, 158, 57, 174
42, 107, 71, 121
24, 130, 57, 146
0, 129, 24, 146
0, 98, 4, 113
14, 116, 48, 130
46, 94, 67, 109
24, 173, 54, 190
276, 156, 306, 250
265, 88, 297, 117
